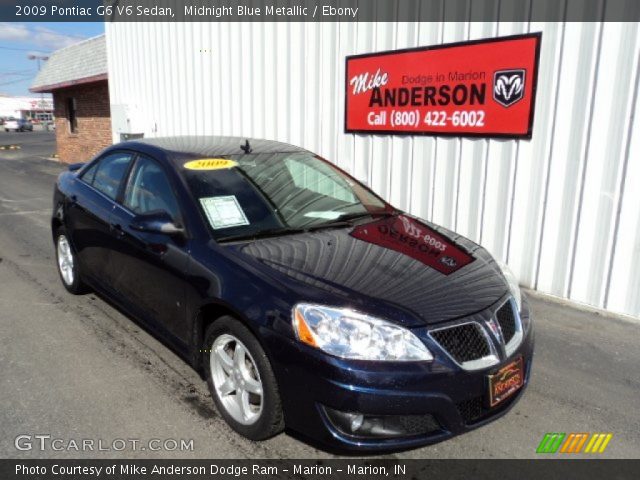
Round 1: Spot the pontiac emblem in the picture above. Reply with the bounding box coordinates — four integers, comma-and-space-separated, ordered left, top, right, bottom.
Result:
486, 317, 504, 344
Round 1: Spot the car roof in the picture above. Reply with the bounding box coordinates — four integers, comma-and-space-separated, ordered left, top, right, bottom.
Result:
119, 136, 308, 165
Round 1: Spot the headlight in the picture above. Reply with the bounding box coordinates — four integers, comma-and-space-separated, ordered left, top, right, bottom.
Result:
497, 261, 522, 312
293, 304, 433, 361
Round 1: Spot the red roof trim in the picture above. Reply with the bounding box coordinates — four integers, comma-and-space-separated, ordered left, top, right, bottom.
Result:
30, 73, 108, 93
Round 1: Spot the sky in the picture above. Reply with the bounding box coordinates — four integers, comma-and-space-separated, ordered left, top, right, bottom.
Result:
0, 22, 104, 97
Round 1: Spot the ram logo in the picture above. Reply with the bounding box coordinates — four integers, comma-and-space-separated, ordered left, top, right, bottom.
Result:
493, 69, 526, 107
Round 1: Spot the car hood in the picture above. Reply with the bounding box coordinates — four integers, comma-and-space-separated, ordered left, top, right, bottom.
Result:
228, 214, 509, 327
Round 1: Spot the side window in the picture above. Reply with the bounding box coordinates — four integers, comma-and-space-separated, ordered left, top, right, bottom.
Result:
123, 156, 181, 220
89, 152, 133, 200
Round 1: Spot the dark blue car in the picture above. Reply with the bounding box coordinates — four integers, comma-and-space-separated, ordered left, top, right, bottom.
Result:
52, 136, 533, 452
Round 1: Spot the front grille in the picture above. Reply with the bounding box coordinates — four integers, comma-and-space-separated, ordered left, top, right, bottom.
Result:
430, 323, 490, 363
496, 301, 516, 344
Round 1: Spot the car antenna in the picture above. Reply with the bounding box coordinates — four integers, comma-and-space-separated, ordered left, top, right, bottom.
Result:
240, 139, 252, 154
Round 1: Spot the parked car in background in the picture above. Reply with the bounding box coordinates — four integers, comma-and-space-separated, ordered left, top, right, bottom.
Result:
4, 118, 34, 132
51, 136, 534, 452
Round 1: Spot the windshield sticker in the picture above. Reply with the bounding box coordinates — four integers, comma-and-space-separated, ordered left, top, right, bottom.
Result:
303, 211, 343, 220
350, 215, 474, 275
184, 158, 238, 170
199, 196, 250, 230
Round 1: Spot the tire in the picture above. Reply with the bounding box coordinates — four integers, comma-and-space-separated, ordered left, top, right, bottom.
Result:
54, 228, 88, 295
204, 317, 284, 440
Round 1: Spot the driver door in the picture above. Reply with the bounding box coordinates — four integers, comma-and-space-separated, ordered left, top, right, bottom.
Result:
108, 154, 190, 345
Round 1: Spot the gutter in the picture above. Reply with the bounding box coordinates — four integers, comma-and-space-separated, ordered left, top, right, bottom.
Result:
30, 73, 108, 93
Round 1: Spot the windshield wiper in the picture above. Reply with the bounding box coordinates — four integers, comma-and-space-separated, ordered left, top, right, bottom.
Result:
216, 226, 307, 243
338, 210, 398, 221
217, 211, 400, 243
306, 210, 399, 230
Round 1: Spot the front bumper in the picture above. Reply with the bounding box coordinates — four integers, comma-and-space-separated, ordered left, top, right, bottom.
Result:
264, 297, 534, 453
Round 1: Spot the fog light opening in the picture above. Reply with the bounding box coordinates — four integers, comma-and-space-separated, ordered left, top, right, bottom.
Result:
323, 406, 440, 439
350, 414, 364, 432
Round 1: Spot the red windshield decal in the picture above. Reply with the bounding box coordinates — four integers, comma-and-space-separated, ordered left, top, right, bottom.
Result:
350, 215, 474, 275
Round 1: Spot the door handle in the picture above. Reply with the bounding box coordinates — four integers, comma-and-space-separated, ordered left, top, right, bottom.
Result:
110, 223, 125, 238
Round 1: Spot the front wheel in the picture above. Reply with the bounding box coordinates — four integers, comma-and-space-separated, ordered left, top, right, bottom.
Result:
55, 229, 88, 294
204, 317, 284, 440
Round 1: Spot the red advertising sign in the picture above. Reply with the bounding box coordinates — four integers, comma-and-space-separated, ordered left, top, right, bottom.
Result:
345, 33, 541, 138
350, 215, 475, 275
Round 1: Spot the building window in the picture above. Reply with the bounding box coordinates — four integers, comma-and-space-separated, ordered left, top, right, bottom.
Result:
67, 97, 77, 133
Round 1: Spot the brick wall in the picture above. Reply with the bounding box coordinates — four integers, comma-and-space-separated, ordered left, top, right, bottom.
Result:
53, 80, 112, 163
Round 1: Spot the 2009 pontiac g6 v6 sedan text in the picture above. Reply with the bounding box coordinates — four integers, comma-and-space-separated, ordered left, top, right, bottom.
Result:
52, 136, 534, 452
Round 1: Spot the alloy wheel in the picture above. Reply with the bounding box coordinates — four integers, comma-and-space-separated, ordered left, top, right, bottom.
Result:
210, 334, 264, 425
57, 235, 74, 286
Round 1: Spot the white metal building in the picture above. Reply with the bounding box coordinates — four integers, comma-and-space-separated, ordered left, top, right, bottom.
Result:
105, 21, 640, 319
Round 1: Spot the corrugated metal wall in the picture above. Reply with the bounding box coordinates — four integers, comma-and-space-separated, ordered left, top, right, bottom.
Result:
105, 20, 640, 318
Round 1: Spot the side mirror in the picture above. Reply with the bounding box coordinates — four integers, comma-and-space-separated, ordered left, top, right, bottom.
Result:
130, 211, 185, 237
68, 162, 85, 172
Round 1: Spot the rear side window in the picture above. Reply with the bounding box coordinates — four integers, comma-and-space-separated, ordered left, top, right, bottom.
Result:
84, 152, 133, 200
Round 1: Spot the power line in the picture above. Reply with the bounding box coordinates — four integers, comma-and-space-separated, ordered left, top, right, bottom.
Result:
0, 45, 52, 53
0, 70, 33, 75
0, 77, 32, 87
35, 29, 87, 40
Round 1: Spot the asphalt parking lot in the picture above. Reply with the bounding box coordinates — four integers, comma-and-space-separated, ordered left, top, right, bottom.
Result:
1, 131, 639, 459
0, 130, 56, 158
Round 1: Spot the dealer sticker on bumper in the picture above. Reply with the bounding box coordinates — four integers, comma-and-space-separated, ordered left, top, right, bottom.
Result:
488, 356, 524, 407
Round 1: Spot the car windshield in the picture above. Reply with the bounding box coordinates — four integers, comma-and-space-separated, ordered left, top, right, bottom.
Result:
182, 152, 392, 241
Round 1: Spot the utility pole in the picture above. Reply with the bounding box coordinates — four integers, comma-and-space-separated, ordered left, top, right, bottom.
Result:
28, 54, 49, 126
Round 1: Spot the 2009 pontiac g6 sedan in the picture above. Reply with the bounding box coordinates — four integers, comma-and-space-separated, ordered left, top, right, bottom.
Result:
52, 136, 534, 452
